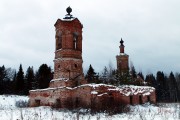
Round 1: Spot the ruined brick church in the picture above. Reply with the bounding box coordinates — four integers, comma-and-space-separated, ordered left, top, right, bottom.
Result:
29, 7, 156, 108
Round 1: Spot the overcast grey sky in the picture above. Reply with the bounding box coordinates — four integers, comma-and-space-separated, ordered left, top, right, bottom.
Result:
0, 0, 180, 75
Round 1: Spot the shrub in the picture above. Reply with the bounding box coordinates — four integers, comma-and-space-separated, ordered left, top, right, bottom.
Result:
15, 100, 29, 108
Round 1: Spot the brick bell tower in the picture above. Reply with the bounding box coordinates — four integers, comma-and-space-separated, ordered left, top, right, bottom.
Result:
53, 7, 84, 85
116, 38, 129, 74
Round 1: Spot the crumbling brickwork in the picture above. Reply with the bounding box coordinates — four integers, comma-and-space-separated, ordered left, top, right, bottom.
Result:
29, 84, 156, 108
53, 18, 84, 84
29, 7, 156, 109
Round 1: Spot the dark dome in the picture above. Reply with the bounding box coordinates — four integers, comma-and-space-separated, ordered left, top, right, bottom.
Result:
66, 6, 72, 15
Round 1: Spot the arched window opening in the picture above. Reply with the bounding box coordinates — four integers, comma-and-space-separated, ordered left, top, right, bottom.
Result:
56, 32, 62, 50
73, 32, 78, 50
74, 64, 77, 69
58, 65, 60, 69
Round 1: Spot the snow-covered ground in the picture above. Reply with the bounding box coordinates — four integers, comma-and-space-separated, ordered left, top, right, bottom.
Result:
0, 95, 180, 120
0, 95, 29, 109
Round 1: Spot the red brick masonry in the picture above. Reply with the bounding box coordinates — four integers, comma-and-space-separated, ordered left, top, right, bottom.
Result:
29, 10, 156, 108
29, 82, 156, 108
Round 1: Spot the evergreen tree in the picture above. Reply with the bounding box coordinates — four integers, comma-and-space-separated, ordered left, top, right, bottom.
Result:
164, 75, 170, 101
145, 74, 156, 88
115, 70, 132, 85
3, 79, 11, 94
108, 61, 114, 78
24, 66, 35, 95
32, 71, 40, 89
102, 66, 108, 77
36, 64, 52, 89
101, 66, 109, 83
6, 68, 16, 81
0, 65, 6, 94
130, 66, 137, 79
15, 64, 25, 95
175, 73, 180, 101
156, 71, 167, 102
168, 72, 178, 102
4, 68, 16, 94
85, 64, 97, 83
137, 72, 144, 80
11, 71, 17, 94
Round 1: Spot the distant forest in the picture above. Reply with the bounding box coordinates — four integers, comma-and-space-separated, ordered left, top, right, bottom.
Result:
0, 64, 180, 103
0, 64, 53, 95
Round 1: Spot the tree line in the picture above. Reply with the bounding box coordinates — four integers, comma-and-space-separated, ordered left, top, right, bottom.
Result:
85, 64, 180, 103
0, 64, 53, 95
1, 63, 180, 103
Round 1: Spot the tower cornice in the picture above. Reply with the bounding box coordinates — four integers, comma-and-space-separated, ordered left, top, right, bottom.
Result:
54, 18, 83, 28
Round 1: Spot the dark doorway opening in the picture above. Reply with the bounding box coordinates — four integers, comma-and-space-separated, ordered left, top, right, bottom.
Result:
147, 96, 150, 102
75, 97, 79, 108
130, 96, 133, 105
139, 95, 143, 104
55, 99, 61, 108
